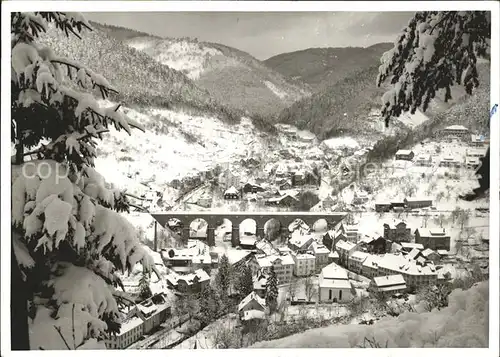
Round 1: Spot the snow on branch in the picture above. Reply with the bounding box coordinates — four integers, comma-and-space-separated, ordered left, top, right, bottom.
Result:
376, 11, 490, 126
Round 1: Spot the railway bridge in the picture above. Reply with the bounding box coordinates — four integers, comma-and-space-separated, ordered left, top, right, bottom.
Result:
150, 211, 346, 248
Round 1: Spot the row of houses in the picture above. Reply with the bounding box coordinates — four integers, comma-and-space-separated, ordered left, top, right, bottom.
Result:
375, 197, 434, 212
327, 221, 451, 253
397, 150, 486, 169
105, 293, 171, 349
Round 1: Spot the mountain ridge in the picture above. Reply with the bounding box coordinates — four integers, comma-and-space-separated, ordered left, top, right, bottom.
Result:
91, 21, 311, 119
263, 42, 394, 92
38, 21, 243, 124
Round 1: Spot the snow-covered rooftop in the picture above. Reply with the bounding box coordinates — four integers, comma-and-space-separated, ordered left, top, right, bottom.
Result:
289, 233, 314, 249
377, 254, 437, 276
310, 242, 330, 254
407, 248, 421, 261
336, 240, 356, 252
362, 254, 381, 268
224, 186, 239, 195
328, 251, 339, 258
400, 242, 425, 250
351, 251, 370, 262
405, 196, 433, 202
294, 253, 316, 260
256, 253, 295, 267
321, 262, 349, 280
445, 125, 468, 131
422, 248, 437, 257
225, 249, 252, 265
416, 228, 450, 238
238, 291, 266, 312
373, 274, 406, 287
117, 316, 144, 336
396, 149, 413, 156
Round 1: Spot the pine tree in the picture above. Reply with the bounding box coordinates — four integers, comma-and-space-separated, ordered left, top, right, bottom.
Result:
236, 264, 254, 299
377, 11, 491, 197
216, 255, 231, 298
265, 266, 278, 312
138, 271, 152, 301
199, 285, 219, 327
10, 12, 156, 350
377, 11, 490, 126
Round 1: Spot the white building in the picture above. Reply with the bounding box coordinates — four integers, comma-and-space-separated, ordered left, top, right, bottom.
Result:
105, 293, 171, 349
288, 232, 315, 252
470, 134, 487, 147
376, 253, 438, 290
348, 251, 370, 273
292, 252, 316, 277
466, 147, 488, 158
465, 156, 481, 170
362, 254, 382, 279
162, 239, 212, 274
344, 225, 359, 243
318, 263, 352, 303
250, 253, 295, 285
439, 154, 462, 168
335, 239, 358, 266
238, 291, 267, 321
369, 274, 408, 296
308, 242, 331, 271
440, 125, 469, 140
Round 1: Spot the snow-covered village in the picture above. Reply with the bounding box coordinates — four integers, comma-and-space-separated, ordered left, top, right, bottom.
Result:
6, 7, 495, 353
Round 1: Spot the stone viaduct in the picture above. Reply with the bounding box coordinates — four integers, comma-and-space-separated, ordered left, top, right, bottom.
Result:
151, 211, 346, 248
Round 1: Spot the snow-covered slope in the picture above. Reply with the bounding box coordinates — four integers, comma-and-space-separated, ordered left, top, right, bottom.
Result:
124, 36, 311, 118
252, 281, 488, 348
95, 100, 265, 196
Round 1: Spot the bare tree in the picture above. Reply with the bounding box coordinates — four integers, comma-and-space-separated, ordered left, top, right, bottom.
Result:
458, 209, 471, 230
451, 207, 462, 224
286, 280, 298, 303
436, 191, 445, 202
422, 213, 430, 228
304, 277, 317, 302
433, 213, 446, 228
455, 239, 465, 256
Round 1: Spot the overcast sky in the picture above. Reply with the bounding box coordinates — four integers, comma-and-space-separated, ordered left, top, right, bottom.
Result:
85, 12, 414, 60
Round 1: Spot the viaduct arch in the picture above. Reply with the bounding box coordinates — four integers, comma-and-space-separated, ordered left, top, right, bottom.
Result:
151, 211, 346, 249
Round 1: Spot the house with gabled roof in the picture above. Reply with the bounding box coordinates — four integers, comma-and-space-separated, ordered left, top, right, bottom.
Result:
238, 291, 266, 321
224, 186, 240, 200
288, 232, 315, 253
404, 197, 433, 209
348, 251, 370, 274
318, 263, 352, 303
415, 228, 451, 251
383, 219, 411, 243
369, 274, 407, 297
362, 254, 382, 279
308, 241, 331, 271
376, 254, 438, 290
335, 239, 358, 267
395, 149, 414, 161
441, 125, 469, 140
421, 248, 441, 264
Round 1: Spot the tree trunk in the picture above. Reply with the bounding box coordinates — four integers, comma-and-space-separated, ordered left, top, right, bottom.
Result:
11, 247, 30, 350
15, 121, 24, 164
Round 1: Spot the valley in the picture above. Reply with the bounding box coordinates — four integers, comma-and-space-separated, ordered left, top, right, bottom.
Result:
12, 11, 492, 352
